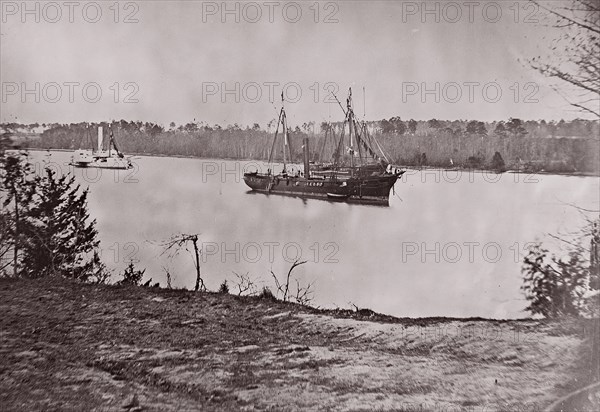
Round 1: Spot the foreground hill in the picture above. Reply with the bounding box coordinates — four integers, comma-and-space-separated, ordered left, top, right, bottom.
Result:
0, 277, 598, 411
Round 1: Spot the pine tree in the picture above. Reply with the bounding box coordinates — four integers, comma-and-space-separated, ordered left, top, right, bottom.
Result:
490, 152, 506, 172
0, 152, 38, 276
118, 261, 146, 286
20, 168, 100, 280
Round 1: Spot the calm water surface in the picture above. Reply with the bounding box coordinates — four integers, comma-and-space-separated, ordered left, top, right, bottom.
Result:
34, 151, 600, 319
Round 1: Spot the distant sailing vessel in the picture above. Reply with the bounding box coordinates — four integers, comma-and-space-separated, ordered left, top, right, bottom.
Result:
243, 89, 404, 205
70, 126, 132, 169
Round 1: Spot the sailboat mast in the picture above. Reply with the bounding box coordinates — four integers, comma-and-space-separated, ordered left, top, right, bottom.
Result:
267, 107, 283, 172
347, 89, 354, 176
349, 111, 354, 175
283, 116, 288, 172
282, 111, 287, 172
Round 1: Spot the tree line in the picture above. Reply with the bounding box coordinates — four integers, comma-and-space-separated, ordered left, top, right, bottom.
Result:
3, 117, 598, 174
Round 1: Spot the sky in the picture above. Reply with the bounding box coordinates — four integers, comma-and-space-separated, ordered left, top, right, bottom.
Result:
0, 0, 592, 127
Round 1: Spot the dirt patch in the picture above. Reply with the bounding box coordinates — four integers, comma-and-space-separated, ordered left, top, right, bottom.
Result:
0, 277, 597, 411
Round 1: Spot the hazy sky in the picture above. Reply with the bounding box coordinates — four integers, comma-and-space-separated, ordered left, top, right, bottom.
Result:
0, 0, 589, 127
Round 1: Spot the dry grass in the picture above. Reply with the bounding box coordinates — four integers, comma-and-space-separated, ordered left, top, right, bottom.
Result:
0, 277, 597, 411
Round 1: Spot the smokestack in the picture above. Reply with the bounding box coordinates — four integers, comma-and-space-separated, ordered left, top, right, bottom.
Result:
303, 137, 310, 178
97, 126, 103, 151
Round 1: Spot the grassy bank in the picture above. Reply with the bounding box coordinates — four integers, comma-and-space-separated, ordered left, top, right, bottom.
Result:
1, 277, 598, 411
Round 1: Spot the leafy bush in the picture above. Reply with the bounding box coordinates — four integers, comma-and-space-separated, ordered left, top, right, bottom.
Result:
258, 286, 276, 301
522, 219, 599, 318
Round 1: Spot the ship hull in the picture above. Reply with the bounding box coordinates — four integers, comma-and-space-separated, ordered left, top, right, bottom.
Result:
243, 172, 401, 205
70, 149, 132, 170
70, 160, 132, 170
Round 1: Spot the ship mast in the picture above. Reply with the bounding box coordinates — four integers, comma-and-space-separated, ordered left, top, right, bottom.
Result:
347, 90, 354, 176
332, 88, 387, 172
267, 107, 283, 175
281, 92, 288, 174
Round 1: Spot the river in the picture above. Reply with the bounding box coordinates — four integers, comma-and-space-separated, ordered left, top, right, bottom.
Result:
29, 151, 600, 319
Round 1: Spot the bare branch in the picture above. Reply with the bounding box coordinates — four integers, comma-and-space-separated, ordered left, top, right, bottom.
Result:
528, 0, 600, 117
531, 0, 600, 35
232, 271, 258, 296
157, 233, 204, 291
162, 265, 172, 289
284, 260, 307, 302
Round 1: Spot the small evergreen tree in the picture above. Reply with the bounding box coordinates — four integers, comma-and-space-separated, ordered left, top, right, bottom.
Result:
1, 153, 103, 280
119, 261, 146, 286
218, 279, 229, 294
0, 152, 38, 277
490, 151, 506, 171
20, 168, 100, 280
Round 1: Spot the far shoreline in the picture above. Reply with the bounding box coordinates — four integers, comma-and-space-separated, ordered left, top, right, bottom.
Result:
16, 147, 600, 178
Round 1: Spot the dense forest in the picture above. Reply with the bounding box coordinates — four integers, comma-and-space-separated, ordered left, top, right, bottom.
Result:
2, 117, 599, 174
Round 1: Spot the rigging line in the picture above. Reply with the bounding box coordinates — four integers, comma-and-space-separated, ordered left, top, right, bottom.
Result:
360, 122, 379, 160
318, 122, 328, 162
334, 117, 346, 166
394, 189, 403, 202
267, 107, 283, 168
316, 115, 328, 162
362, 123, 377, 158
363, 86, 366, 118
348, 93, 368, 166
369, 129, 390, 164
267, 101, 282, 162
350, 117, 363, 165
284, 111, 293, 169
331, 91, 347, 117
279, 91, 293, 171
323, 121, 337, 163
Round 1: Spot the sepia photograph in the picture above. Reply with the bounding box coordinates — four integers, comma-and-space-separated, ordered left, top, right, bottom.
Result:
1, 1, 599, 410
